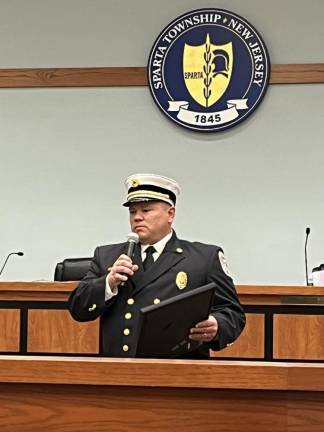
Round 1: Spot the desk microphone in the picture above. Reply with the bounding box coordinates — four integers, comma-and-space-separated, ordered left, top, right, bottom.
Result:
0, 251, 24, 276
120, 233, 139, 286
305, 227, 311, 286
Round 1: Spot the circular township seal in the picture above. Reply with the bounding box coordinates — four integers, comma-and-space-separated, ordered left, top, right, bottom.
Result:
148, 9, 271, 132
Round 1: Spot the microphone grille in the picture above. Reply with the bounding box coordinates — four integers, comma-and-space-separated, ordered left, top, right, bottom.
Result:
127, 232, 139, 243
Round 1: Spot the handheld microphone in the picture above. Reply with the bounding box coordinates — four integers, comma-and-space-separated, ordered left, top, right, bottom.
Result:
120, 232, 139, 286
125, 232, 140, 258
0, 251, 24, 276
305, 227, 311, 286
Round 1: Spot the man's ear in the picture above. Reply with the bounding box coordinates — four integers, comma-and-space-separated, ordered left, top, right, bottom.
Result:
168, 206, 176, 223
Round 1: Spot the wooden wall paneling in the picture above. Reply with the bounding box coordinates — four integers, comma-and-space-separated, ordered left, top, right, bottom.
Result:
1, 283, 324, 360
27, 310, 99, 354
0, 310, 20, 352
0, 64, 323, 88
212, 313, 265, 358
273, 314, 324, 360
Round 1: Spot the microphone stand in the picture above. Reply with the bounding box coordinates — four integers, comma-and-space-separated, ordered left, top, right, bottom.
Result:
0, 252, 24, 276
305, 228, 311, 286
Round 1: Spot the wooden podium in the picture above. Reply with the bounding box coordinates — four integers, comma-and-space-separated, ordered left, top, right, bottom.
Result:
0, 356, 324, 432
1, 282, 324, 360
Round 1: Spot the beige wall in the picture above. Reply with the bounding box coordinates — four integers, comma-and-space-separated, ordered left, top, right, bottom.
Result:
0, 0, 323, 284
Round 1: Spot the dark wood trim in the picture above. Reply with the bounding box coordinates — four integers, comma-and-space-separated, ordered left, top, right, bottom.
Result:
0, 64, 323, 88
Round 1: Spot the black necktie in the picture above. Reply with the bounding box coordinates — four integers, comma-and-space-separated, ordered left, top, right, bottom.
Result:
143, 246, 156, 271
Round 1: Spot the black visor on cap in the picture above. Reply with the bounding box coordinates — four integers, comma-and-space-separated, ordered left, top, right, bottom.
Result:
127, 184, 176, 205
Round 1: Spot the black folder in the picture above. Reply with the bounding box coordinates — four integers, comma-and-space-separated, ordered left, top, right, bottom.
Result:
136, 282, 216, 358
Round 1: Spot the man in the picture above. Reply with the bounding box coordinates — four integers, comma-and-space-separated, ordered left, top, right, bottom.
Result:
68, 173, 245, 358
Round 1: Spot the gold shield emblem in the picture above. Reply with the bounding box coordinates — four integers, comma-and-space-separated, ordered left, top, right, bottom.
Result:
176, 271, 188, 290
183, 34, 233, 107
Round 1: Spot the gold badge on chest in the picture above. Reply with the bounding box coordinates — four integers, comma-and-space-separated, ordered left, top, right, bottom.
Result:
176, 271, 188, 290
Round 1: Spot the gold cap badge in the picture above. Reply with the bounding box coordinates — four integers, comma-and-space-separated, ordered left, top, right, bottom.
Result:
176, 271, 187, 290
131, 178, 140, 187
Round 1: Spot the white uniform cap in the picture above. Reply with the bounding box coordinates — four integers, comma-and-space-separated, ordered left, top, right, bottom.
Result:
123, 173, 181, 207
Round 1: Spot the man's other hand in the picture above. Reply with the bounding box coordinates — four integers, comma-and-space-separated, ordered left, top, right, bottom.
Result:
189, 315, 218, 342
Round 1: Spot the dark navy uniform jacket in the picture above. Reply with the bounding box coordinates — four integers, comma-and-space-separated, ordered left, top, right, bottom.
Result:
68, 232, 245, 358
